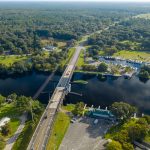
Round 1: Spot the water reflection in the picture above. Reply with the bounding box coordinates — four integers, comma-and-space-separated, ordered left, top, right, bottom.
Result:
0, 72, 60, 103
66, 73, 150, 114
0, 72, 149, 114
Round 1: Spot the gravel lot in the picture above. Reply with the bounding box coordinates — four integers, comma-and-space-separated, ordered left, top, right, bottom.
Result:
59, 116, 111, 150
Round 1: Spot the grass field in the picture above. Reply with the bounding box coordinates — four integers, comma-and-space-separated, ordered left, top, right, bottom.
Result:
0, 55, 28, 66
8, 119, 20, 138
0, 103, 21, 148
145, 136, 150, 143
135, 13, 150, 19
119, 40, 140, 50
46, 111, 70, 150
62, 104, 75, 112
76, 50, 85, 68
113, 50, 150, 62
60, 48, 75, 68
41, 39, 66, 48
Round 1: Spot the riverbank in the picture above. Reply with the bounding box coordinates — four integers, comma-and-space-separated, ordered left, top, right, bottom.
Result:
75, 70, 122, 77
0, 94, 44, 150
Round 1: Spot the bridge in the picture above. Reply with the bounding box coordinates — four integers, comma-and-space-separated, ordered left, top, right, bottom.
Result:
27, 45, 84, 150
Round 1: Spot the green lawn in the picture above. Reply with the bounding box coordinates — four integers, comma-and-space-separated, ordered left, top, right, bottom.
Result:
8, 119, 20, 138
62, 104, 75, 112
0, 55, 28, 66
60, 48, 75, 68
113, 50, 150, 62
135, 13, 150, 19
46, 111, 70, 150
145, 135, 150, 143
0, 104, 21, 148
76, 50, 84, 68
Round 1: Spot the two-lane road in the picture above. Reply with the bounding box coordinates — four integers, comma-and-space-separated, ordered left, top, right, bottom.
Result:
27, 45, 84, 150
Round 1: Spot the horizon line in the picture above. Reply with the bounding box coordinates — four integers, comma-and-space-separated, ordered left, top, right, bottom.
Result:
0, 0, 150, 3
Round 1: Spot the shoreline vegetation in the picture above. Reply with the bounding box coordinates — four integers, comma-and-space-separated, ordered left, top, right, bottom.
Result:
0, 47, 76, 77
0, 94, 44, 150
73, 80, 88, 84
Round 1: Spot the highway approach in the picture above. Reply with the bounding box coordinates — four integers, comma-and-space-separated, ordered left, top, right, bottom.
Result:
27, 45, 84, 150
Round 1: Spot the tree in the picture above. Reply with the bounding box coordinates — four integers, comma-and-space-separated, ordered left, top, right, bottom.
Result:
0, 94, 5, 107
98, 62, 108, 72
122, 142, 134, 150
110, 102, 137, 120
73, 102, 84, 116
107, 140, 122, 150
0, 135, 5, 149
82, 64, 97, 72
8, 93, 17, 101
32, 100, 44, 120
139, 70, 149, 79
1, 123, 11, 136
114, 130, 129, 144
105, 47, 118, 55
142, 115, 150, 124
15, 96, 31, 112
128, 123, 148, 142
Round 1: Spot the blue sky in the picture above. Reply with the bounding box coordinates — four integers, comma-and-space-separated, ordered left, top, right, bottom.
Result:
0, 0, 150, 2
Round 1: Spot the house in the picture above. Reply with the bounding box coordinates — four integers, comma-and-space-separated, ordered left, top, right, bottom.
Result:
87, 108, 115, 120
42, 45, 56, 51
5, 98, 13, 103
0, 117, 10, 129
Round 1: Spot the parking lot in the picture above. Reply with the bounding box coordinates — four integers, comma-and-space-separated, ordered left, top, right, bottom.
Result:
59, 117, 112, 150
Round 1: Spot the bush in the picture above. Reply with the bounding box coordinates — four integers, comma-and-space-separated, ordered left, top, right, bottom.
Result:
72, 102, 84, 116
107, 140, 122, 150
98, 62, 108, 72
1, 123, 11, 136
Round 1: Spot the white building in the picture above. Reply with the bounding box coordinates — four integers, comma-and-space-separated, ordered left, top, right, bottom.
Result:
0, 117, 10, 129
42, 45, 56, 51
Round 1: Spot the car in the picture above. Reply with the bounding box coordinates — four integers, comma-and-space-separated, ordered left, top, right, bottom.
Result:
44, 114, 47, 119
71, 118, 77, 123
94, 119, 98, 124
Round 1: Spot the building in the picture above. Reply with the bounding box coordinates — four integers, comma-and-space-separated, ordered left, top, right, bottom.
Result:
42, 45, 56, 51
0, 117, 10, 129
87, 108, 115, 120
5, 98, 13, 103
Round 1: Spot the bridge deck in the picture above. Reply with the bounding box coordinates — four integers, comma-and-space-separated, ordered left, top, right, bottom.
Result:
27, 46, 83, 150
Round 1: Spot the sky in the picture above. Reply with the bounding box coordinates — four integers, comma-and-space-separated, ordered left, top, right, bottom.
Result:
0, 0, 150, 2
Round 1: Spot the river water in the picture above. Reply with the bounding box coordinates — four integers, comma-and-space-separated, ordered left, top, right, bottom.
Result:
0, 72, 149, 114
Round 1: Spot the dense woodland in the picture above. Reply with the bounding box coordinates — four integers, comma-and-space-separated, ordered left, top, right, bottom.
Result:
0, 3, 150, 75
0, 4, 147, 55
88, 18, 150, 56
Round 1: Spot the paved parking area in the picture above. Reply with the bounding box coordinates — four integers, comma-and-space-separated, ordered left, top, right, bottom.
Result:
59, 117, 111, 150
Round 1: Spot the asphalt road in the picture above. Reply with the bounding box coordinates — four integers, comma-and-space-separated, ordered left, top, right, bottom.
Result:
27, 45, 83, 150
59, 117, 109, 150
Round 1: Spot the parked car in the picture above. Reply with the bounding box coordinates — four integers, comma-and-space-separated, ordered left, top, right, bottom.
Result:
94, 119, 98, 124
71, 118, 77, 123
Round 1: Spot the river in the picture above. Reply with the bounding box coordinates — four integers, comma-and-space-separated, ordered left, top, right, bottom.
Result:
0, 72, 149, 114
